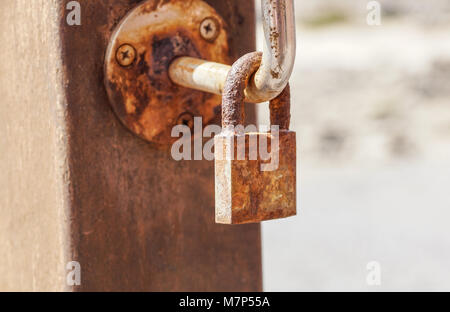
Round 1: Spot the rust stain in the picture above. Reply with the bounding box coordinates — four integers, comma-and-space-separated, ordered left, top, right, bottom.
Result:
60, 0, 260, 292
270, 69, 280, 79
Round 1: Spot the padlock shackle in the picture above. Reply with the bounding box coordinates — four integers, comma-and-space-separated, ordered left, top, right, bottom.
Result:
269, 84, 291, 130
222, 52, 262, 128
222, 52, 291, 130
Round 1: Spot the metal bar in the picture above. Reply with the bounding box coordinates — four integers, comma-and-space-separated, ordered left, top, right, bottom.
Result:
249, 0, 296, 102
169, 57, 231, 95
168, 0, 296, 103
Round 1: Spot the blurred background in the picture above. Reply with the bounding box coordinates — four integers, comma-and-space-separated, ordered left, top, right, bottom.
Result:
256, 0, 450, 291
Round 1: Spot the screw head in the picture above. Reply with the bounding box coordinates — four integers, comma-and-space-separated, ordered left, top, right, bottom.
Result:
116, 44, 136, 67
199, 17, 220, 42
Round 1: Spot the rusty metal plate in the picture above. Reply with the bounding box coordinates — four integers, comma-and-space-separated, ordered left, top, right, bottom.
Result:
105, 0, 230, 145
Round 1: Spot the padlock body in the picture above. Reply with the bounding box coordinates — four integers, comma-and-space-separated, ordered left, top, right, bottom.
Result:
214, 130, 296, 224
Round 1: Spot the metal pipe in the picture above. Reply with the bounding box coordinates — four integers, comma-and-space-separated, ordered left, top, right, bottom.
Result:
169, 0, 296, 103
169, 57, 231, 96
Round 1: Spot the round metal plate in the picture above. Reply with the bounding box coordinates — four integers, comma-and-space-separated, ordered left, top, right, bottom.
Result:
104, 0, 230, 145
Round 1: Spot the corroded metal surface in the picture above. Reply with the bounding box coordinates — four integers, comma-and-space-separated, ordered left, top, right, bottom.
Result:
222, 52, 262, 127
63, 0, 260, 291
269, 84, 291, 130
215, 52, 296, 224
104, 0, 230, 145
215, 132, 296, 224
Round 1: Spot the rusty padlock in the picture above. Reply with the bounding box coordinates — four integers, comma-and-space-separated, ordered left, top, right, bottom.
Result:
214, 52, 297, 224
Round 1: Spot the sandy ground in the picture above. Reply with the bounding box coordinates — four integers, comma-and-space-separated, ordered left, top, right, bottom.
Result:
256, 16, 450, 290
